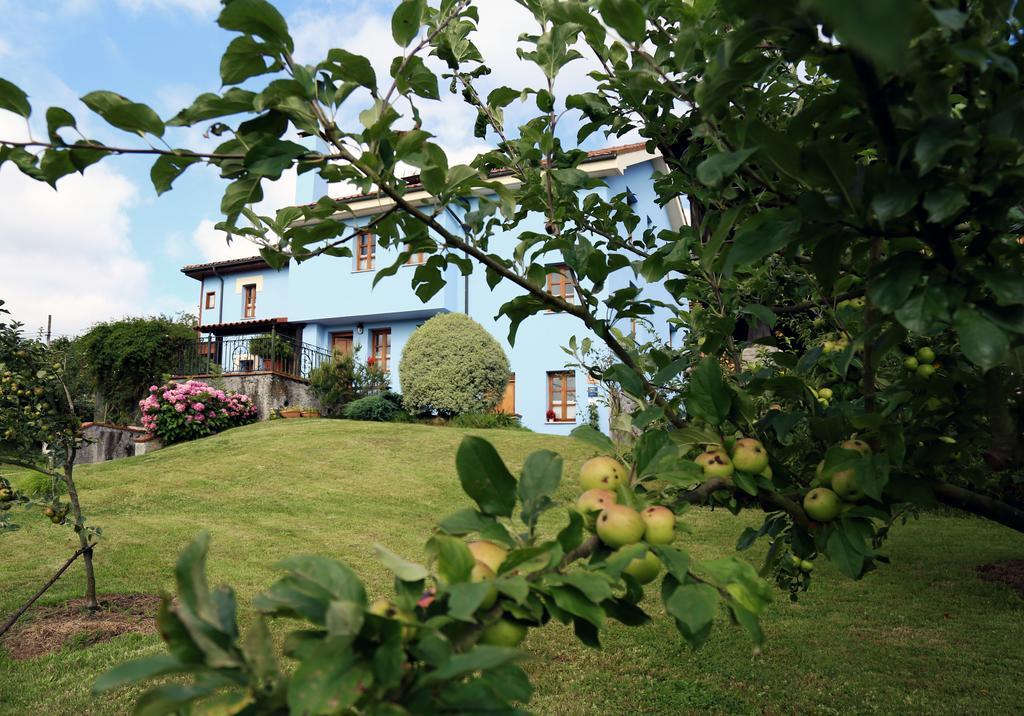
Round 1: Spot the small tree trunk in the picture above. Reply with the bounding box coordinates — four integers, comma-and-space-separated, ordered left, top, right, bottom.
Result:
63, 460, 98, 610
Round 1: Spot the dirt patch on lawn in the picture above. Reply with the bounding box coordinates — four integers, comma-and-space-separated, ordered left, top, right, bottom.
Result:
977, 560, 1024, 598
0, 594, 160, 661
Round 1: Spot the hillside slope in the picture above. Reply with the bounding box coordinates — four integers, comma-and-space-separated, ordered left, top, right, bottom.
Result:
2, 420, 1023, 715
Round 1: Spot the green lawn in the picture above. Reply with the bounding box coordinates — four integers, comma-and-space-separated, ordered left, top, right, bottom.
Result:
1, 420, 1022, 715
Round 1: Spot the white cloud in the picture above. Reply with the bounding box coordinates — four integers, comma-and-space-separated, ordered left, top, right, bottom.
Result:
188, 169, 299, 261
0, 121, 151, 336
0, 36, 11, 57
114, 0, 219, 17
190, 218, 261, 262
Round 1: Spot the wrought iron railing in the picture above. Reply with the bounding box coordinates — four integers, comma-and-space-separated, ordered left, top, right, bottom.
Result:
175, 334, 333, 381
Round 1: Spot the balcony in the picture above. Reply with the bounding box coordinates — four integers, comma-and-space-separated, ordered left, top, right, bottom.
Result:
175, 334, 333, 382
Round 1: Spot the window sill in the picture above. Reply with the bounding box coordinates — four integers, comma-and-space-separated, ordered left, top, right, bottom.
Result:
352, 268, 376, 273
545, 421, 577, 425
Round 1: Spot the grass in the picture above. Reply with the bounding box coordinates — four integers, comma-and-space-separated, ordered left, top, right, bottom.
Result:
1, 419, 1022, 715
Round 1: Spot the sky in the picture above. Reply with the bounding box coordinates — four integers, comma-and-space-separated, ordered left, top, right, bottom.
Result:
0, 0, 617, 338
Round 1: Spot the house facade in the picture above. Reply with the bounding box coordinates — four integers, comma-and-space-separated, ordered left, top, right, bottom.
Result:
181, 143, 686, 433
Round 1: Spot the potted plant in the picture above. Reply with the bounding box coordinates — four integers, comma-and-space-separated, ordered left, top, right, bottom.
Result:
299, 405, 320, 418
279, 406, 301, 419
248, 334, 295, 372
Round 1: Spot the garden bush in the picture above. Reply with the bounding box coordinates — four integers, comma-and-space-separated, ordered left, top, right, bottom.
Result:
309, 348, 393, 417
342, 395, 397, 422
139, 380, 257, 444
399, 313, 510, 417
79, 315, 196, 423
449, 412, 524, 430
248, 334, 294, 360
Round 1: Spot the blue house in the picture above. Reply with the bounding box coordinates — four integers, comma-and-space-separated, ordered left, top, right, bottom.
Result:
181, 143, 686, 433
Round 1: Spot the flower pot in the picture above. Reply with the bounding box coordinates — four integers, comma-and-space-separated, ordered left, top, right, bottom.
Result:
280, 408, 301, 419
301, 410, 320, 418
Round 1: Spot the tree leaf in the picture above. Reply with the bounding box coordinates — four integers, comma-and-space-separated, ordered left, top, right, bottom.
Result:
45, 107, 76, 143
604, 363, 645, 399
326, 49, 377, 90
870, 186, 918, 227
455, 437, 517, 517
391, 0, 425, 47
92, 654, 189, 694
244, 137, 308, 179
288, 653, 370, 715
150, 154, 201, 196
954, 307, 1009, 371
550, 586, 605, 627
684, 357, 731, 426
219, 36, 275, 85
420, 646, 522, 685
923, 187, 968, 223
664, 583, 718, 645
868, 253, 921, 312
809, 0, 921, 71
428, 535, 475, 584
598, 0, 646, 43
569, 424, 616, 453
517, 449, 562, 531
218, 0, 293, 52
81, 91, 164, 137
696, 147, 757, 187
446, 581, 494, 622
374, 545, 429, 582
722, 208, 800, 275
0, 77, 31, 118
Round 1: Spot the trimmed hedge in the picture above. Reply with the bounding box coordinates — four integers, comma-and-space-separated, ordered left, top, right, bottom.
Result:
399, 313, 510, 416
449, 412, 524, 430
343, 395, 397, 422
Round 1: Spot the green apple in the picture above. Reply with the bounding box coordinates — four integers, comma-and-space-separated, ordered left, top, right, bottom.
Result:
817, 388, 833, 400
803, 487, 842, 522
467, 541, 508, 573
832, 469, 865, 501
903, 356, 919, 370
730, 437, 769, 474
916, 363, 936, 378
471, 560, 498, 610
917, 346, 936, 363
760, 465, 773, 480
840, 438, 871, 456
616, 547, 662, 584
579, 456, 629, 491
800, 560, 815, 572
480, 618, 528, 647
815, 460, 828, 486
640, 505, 675, 544
695, 449, 734, 479
369, 599, 413, 622
576, 489, 616, 529
596, 504, 646, 547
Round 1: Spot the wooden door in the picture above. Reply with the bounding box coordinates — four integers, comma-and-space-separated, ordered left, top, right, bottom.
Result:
497, 374, 516, 414
331, 331, 353, 357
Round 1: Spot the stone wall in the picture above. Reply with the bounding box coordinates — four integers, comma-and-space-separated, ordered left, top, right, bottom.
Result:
218, 372, 316, 419
74, 423, 148, 465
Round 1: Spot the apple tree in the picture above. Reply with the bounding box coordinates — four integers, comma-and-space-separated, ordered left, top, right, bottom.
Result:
0, 300, 102, 635
1, 0, 1023, 708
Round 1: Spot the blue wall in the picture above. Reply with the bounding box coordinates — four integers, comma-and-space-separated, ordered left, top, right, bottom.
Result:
199, 267, 290, 325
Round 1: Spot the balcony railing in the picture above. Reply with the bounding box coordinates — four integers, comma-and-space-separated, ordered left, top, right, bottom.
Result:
175, 334, 333, 381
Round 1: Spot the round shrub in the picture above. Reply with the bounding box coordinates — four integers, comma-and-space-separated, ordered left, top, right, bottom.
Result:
342, 395, 397, 422
399, 313, 510, 416
139, 380, 257, 444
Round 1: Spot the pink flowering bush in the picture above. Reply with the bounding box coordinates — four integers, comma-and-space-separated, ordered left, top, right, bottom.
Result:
139, 380, 257, 444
